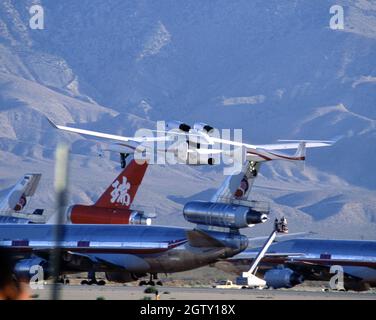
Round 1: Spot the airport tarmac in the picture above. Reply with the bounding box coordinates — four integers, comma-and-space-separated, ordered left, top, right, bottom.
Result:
30, 285, 376, 300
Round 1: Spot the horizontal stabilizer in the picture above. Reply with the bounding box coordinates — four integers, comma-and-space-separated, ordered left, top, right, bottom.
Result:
278, 139, 335, 143
257, 140, 333, 150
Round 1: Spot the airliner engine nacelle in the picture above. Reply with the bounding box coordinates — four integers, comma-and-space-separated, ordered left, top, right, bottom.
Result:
14, 258, 48, 281
166, 120, 191, 132
66, 205, 151, 225
193, 122, 215, 134
264, 268, 304, 289
183, 201, 268, 229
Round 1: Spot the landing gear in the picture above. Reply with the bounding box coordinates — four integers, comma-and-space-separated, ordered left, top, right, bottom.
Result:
120, 153, 126, 169
250, 167, 258, 177
56, 276, 69, 285
139, 280, 147, 286
85, 279, 105, 286
138, 274, 163, 286
81, 271, 106, 286
248, 161, 259, 177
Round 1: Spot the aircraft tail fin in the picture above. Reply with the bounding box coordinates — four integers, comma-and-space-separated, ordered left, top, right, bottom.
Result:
294, 141, 306, 160
211, 160, 260, 204
0, 173, 41, 214
94, 155, 148, 209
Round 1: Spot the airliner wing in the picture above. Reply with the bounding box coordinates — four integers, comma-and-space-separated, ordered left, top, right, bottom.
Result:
200, 137, 332, 165
227, 252, 376, 269
209, 137, 332, 150
285, 257, 376, 269
248, 232, 316, 247
230, 251, 304, 260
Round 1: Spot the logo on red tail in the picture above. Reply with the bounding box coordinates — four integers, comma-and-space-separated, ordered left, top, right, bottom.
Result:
94, 157, 148, 209
110, 177, 131, 206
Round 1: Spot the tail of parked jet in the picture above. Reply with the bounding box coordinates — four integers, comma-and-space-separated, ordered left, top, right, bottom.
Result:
95, 155, 148, 209
0, 174, 42, 215
211, 160, 260, 204
65, 155, 151, 224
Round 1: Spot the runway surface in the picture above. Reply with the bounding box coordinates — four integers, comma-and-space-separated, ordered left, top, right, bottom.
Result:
30, 284, 376, 300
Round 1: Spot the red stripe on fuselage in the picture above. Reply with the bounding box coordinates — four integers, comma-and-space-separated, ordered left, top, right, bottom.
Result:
247, 151, 305, 161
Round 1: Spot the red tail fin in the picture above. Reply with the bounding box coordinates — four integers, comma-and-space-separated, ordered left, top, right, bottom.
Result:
95, 156, 148, 209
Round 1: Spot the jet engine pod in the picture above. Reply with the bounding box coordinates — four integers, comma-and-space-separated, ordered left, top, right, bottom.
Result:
166, 120, 191, 132
264, 268, 304, 289
193, 122, 215, 134
129, 211, 152, 225
14, 257, 48, 282
183, 201, 268, 229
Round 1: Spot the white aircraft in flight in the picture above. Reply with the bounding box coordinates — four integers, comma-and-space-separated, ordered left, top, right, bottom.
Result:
47, 118, 333, 172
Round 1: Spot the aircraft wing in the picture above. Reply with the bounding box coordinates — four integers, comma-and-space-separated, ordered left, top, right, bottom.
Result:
247, 232, 316, 248
47, 118, 171, 143
284, 257, 376, 269
231, 251, 305, 260
252, 141, 333, 150
201, 137, 332, 165
224, 251, 376, 276
209, 137, 333, 150
48, 118, 333, 150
